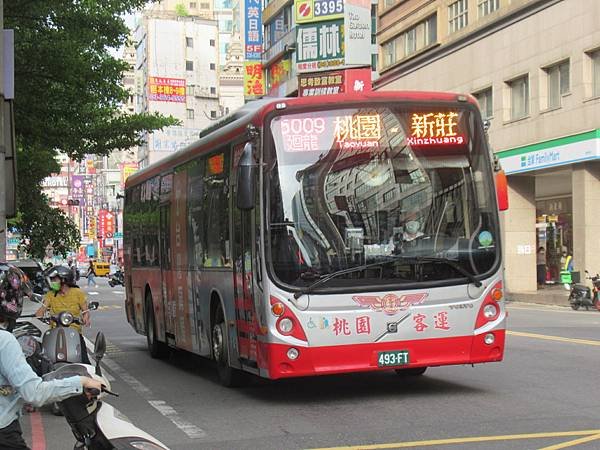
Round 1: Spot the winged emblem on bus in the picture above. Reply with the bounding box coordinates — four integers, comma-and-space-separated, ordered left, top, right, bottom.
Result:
352, 293, 428, 315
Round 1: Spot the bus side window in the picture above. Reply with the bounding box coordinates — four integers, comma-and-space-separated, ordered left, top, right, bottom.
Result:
202, 151, 231, 268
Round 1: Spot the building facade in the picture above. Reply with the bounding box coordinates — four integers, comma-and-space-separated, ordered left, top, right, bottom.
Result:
376, 0, 600, 294
261, 0, 380, 97
135, 11, 221, 167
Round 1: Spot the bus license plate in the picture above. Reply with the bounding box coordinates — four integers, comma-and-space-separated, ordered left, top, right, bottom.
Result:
377, 350, 409, 367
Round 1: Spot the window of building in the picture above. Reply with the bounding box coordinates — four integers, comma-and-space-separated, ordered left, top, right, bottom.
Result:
209, 39, 216, 47
508, 75, 529, 120
381, 14, 436, 68
200, 2, 210, 9
371, 53, 377, 72
187, 109, 195, 119
545, 60, 570, 109
186, 37, 193, 48
371, 4, 377, 44
189, 2, 197, 7
210, 63, 216, 70
186, 60, 194, 71
448, 0, 468, 34
591, 50, 600, 97
382, 39, 397, 68
384, 0, 396, 8
477, 0, 499, 17
210, 110, 217, 119
473, 87, 493, 119
210, 87, 216, 95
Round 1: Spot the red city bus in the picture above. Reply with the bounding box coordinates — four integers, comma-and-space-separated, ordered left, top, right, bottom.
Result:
124, 91, 508, 386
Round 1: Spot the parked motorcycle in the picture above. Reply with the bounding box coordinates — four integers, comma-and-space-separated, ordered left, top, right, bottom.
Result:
108, 270, 124, 288
568, 270, 600, 311
43, 332, 170, 449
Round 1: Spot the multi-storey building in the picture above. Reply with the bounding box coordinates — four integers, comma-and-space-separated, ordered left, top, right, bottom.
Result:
135, 9, 221, 167
375, 0, 600, 294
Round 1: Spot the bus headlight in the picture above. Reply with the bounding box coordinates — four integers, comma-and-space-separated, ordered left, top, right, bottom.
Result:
483, 304, 498, 319
278, 318, 293, 334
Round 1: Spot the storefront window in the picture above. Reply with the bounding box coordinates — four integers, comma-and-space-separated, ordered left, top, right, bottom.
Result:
536, 197, 572, 283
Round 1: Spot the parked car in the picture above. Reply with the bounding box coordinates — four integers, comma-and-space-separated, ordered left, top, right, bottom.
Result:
12, 259, 46, 294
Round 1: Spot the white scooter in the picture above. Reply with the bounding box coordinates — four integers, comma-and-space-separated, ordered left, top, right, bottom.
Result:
43, 332, 170, 450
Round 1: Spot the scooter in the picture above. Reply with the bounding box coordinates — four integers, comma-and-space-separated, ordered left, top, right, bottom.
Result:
40, 302, 99, 414
568, 270, 600, 311
108, 270, 124, 288
43, 332, 170, 449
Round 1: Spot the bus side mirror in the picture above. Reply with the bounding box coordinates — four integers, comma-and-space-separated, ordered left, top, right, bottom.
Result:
236, 142, 257, 211
496, 169, 508, 211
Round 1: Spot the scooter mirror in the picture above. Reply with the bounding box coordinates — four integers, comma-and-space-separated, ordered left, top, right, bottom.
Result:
89, 301, 99, 310
93, 332, 106, 361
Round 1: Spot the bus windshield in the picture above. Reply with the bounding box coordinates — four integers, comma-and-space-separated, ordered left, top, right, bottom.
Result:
266, 104, 499, 290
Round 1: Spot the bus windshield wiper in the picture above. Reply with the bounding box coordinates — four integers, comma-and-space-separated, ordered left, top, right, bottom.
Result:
294, 255, 410, 300
404, 256, 482, 287
293, 254, 481, 300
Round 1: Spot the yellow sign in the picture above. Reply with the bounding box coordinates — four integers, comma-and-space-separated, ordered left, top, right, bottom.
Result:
410, 112, 458, 138
244, 62, 265, 98
88, 217, 96, 240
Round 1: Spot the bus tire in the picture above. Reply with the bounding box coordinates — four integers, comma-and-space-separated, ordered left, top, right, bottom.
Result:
395, 367, 427, 376
212, 306, 246, 387
145, 294, 169, 359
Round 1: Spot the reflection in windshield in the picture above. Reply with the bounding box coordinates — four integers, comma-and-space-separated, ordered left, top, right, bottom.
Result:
267, 106, 498, 290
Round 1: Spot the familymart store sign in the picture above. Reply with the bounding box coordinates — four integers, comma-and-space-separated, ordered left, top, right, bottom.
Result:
497, 130, 600, 174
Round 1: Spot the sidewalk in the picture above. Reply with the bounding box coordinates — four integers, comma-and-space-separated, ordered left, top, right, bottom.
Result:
506, 284, 571, 307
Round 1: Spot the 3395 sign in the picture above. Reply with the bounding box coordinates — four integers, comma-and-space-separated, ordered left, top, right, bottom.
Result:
314, 0, 343, 17
295, 0, 344, 23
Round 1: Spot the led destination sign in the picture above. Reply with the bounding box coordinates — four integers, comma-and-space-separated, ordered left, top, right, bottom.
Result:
408, 112, 466, 146
275, 113, 382, 153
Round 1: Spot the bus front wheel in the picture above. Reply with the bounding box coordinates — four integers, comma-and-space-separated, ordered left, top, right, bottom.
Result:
145, 294, 169, 359
395, 367, 427, 376
212, 307, 246, 387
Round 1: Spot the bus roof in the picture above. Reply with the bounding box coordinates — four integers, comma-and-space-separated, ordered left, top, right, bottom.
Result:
126, 90, 477, 188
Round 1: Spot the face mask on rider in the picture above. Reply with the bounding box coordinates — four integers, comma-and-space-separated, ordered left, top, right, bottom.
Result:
50, 281, 61, 292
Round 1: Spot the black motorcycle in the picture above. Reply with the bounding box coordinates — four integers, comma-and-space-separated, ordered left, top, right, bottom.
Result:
568, 270, 600, 311
108, 270, 124, 287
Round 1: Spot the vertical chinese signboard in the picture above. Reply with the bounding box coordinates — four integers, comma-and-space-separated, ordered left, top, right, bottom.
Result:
244, 0, 264, 98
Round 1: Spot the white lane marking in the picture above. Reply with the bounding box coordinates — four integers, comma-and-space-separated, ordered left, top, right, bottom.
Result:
148, 400, 207, 439
100, 356, 206, 439
112, 291, 125, 294
88, 292, 99, 296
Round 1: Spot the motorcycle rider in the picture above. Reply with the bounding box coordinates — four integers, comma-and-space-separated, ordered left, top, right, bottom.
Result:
0, 262, 102, 449
35, 265, 91, 364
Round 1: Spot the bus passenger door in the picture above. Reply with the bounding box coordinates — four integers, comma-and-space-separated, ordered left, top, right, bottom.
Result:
232, 143, 260, 372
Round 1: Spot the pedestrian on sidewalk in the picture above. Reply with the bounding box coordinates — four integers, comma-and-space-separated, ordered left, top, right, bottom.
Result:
537, 247, 546, 288
0, 263, 102, 450
86, 259, 97, 288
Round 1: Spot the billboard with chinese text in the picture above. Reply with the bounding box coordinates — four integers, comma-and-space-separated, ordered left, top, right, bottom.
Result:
148, 77, 186, 103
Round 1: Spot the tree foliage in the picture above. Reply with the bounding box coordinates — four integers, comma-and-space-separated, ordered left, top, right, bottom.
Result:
5, 0, 178, 259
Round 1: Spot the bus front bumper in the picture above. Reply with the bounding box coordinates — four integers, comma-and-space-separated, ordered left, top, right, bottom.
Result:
260, 331, 505, 380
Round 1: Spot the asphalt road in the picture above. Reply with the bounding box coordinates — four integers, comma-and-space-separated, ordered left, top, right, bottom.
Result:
21, 279, 600, 450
